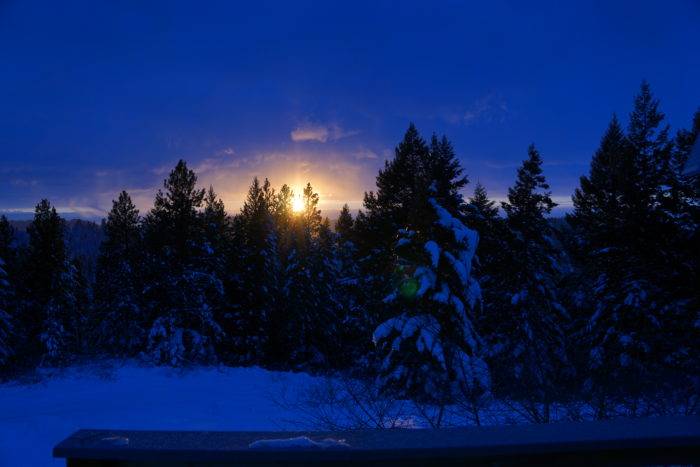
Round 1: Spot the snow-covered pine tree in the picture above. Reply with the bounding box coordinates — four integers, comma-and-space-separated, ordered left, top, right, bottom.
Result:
355, 124, 433, 342
273, 183, 294, 255
669, 109, 700, 396
142, 161, 223, 366
674, 108, 700, 165
632, 94, 700, 406
570, 85, 699, 413
494, 145, 569, 422
0, 216, 15, 370
0, 261, 12, 369
201, 185, 231, 358
332, 205, 372, 368
202, 185, 229, 266
228, 177, 281, 365
313, 216, 345, 367
283, 183, 339, 368
373, 128, 489, 413
94, 191, 145, 355
21, 200, 82, 365
567, 116, 640, 413
465, 183, 511, 332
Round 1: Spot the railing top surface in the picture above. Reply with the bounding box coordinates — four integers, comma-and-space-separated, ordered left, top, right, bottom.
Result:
53, 415, 700, 462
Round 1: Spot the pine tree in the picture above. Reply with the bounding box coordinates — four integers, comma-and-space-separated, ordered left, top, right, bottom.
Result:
569, 116, 630, 252
0, 259, 12, 369
94, 191, 144, 355
335, 204, 354, 240
273, 183, 294, 254
228, 177, 281, 365
569, 85, 697, 414
333, 205, 371, 368
468, 183, 499, 221
465, 183, 506, 272
494, 145, 569, 422
202, 185, 229, 260
372, 126, 488, 411
465, 183, 510, 336
0, 216, 14, 268
669, 109, 700, 401
356, 124, 432, 334
674, 108, 700, 165
20, 200, 81, 365
426, 134, 469, 214
284, 183, 335, 367
0, 216, 15, 370
142, 161, 223, 365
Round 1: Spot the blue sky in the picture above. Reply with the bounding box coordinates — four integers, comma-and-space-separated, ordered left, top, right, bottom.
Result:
1, 0, 699, 218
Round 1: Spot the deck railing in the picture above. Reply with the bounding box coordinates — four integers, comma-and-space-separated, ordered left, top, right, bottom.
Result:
53, 415, 700, 466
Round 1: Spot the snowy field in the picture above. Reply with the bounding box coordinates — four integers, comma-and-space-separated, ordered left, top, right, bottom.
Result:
0, 362, 318, 466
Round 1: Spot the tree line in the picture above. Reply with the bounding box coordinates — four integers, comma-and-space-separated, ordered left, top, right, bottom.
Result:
1, 82, 698, 419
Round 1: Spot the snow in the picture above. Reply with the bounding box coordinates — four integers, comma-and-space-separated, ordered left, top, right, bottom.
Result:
374, 313, 446, 368
424, 241, 440, 268
429, 198, 479, 251
0, 362, 318, 466
511, 290, 527, 305
396, 237, 411, 247
413, 266, 436, 297
249, 436, 350, 449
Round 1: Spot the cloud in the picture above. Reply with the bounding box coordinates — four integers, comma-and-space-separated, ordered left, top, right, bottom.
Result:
290, 122, 359, 143
352, 148, 379, 160
463, 94, 509, 126
0, 205, 105, 219
10, 178, 39, 187
483, 160, 521, 170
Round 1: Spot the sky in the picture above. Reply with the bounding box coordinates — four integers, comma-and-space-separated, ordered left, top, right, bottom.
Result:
1, 0, 699, 219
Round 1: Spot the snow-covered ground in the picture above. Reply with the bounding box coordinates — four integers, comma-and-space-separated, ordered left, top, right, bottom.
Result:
0, 361, 318, 466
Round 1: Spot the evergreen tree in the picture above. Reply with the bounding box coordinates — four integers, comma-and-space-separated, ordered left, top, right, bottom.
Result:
356, 124, 432, 336
670, 109, 700, 401
568, 85, 700, 415
465, 183, 511, 335
674, 108, 700, 165
494, 145, 569, 422
142, 160, 223, 365
427, 134, 469, 215
20, 200, 82, 365
0, 216, 15, 369
569, 116, 630, 254
372, 126, 488, 410
335, 204, 354, 240
0, 259, 12, 369
202, 185, 229, 260
468, 183, 499, 221
201, 185, 231, 357
333, 205, 371, 367
0, 216, 14, 267
94, 191, 144, 355
284, 183, 337, 367
273, 183, 294, 255
567, 116, 640, 412
228, 177, 281, 365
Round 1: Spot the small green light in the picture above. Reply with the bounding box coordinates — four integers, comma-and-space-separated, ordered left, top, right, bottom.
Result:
400, 277, 419, 300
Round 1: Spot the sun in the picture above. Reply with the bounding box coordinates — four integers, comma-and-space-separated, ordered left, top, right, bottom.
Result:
292, 195, 304, 213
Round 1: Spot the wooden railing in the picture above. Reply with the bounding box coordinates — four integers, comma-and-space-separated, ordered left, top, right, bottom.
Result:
53, 415, 700, 466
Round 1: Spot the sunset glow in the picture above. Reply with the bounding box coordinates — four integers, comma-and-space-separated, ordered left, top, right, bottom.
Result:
292, 194, 304, 213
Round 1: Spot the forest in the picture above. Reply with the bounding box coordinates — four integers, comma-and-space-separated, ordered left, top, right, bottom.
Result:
1, 82, 698, 423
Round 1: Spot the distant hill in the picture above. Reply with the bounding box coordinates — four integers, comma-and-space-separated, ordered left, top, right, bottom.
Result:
10, 219, 104, 283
